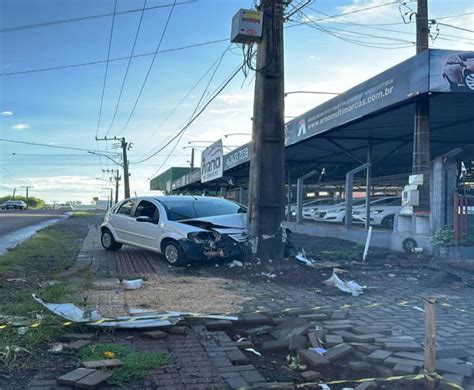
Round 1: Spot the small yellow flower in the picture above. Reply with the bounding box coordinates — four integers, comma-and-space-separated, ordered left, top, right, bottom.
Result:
103, 351, 115, 359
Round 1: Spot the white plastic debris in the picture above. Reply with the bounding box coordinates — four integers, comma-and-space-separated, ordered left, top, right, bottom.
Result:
229, 260, 244, 268
260, 272, 277, 279
32, 294, 237, 329
244, 348, 262, 356
48, 342, 64, 353
120, 279, 144, 290
17, 327, 28, 335
311, 347, 327, 355
319, 384, 331, 390
295, 249, 316, 266
323, 271, 365, 297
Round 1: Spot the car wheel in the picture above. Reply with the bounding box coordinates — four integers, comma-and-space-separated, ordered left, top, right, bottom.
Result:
382, 215, 395, 229
464, 72, 474, 91
162, 240, 186, 266
101, 229, 122, 251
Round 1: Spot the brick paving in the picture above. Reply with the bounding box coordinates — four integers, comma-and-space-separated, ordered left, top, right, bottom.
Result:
30, 225, 474, 389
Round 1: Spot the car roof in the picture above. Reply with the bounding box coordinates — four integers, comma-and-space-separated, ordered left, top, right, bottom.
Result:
123, 195, 232, 203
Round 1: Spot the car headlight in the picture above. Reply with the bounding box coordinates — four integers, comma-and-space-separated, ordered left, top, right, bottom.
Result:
187, 231, 219, 243
371, 210, 383, 215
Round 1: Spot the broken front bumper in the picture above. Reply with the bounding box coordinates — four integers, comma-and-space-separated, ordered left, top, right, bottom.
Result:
180, 235, 245, 261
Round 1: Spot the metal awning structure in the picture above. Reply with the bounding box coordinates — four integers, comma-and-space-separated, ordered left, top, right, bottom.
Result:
165, 49, 474, 192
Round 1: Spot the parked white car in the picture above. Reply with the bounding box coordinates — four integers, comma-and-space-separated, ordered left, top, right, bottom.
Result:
287, 198, 335, 219
1, 200, 27, 210
352, 196, 402, 228
313, 198, 367, 223
100, 196, 247, 265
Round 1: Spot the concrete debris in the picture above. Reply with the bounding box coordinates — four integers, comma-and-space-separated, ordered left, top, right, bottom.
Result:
229, 260, 244, 268
120, 278, 144, 290
323, 271, 365, 296
244, 348, 262, 356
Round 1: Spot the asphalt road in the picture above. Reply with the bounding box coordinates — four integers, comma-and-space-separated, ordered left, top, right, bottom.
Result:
0, 209, 69, 236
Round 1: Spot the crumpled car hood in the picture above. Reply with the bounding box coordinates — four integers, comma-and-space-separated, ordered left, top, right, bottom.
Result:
180, 213, 247, 242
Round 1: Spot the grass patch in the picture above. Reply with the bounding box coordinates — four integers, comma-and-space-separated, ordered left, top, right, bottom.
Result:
80, 343, 173, 385
72, 211, 96, 218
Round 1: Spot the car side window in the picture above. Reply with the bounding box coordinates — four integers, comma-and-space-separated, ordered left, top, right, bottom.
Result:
134, 200, 158, 220
117, 200, 135, 216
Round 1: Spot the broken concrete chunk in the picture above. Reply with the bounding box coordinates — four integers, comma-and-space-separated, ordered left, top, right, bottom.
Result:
298, 313, 328, 321
324, 335, 343, 347
245, 325, 274, 337
392, 352, 424, 361
57, 368, 96, 386
262, 339, 290, 352
165, 326, 188, 334
330, 310, 348, 320
61, 333, 95, 341
353, 344, 378, 354
435, 360, 472, 377
392, 363, 417, 375
352, 326, 392, 336
307, 333, 320, 348
238, 313, 273, 325
384, 357, 424, 369
75, 370, 112, 389
65, 340, 92, 350
301, 370, 321, 381
436, 348, 469, 359
366, 349, 393, 363
324, 343, 354, 362
354, 381, 378, 390
82, 359, 123, 369
142, 330, 168, 339
298, 349, 330, 367
226, 349, 249, 365
384, 342, 423, 352
289, 335, 308, 352
323, 323, 353, 332
348, 361, 372, 372
205, 320, 234, 331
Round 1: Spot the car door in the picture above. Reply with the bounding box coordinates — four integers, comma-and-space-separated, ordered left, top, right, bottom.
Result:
112, 199, 137, 242
128, 199, 162, 249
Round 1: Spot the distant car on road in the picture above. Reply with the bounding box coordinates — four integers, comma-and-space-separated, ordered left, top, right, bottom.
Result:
1, 200, 27, 210
443, 52, 474, 91
100, 196, 247, 266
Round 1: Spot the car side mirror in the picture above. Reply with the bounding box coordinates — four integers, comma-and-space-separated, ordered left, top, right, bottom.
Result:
136, 216, 156, 223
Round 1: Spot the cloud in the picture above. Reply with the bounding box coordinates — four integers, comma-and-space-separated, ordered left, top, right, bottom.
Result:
12, 123, 30, 130
217, 92, 253, 105
1, 111, 13, 116
336, 0, 400, 23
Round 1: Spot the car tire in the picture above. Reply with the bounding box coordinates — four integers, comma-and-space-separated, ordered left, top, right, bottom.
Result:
464, 72, 474, 91
162, 239, 187, 266
101, 229, 122, 251
382, 215, 395, 229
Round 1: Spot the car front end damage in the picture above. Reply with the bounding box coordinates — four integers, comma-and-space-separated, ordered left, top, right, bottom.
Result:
179, 219, 247, 260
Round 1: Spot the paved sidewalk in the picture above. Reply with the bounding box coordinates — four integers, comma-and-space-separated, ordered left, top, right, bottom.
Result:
32, 224, 474, 389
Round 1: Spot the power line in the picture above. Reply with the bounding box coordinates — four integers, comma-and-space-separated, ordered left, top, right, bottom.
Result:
0, 138, 117, 153
96, 0, 118, 139
132, 62, 244, 165
145, 46, 230, 179
436, 22, 474, 34
113, 0, 177, 137
139, 44, 233, 156
436, 12, 474, 20
104, 0, 148, 136
0, 39, 228, 77
0, 0, 196, 33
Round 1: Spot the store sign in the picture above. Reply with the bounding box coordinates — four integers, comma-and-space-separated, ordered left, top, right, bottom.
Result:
224, 144, 250, 170
429, 50, 474, 93
201, 140, 223, 183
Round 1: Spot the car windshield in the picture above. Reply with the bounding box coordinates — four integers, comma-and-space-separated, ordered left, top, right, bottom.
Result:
159, 198, 247, 221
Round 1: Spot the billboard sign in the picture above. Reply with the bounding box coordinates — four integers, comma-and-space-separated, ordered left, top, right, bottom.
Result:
224, 143, 250, 171
201, 139, 223, 183
429, 50, 474, 92
285, 51, 430, 146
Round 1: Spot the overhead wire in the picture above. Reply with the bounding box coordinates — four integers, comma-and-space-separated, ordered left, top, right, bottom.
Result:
0, 39, 229, 77
435, 22, 474, 34
0, 0, 196, 33
145, 46, 230, 179
139, 44, 233, 155
0, 138, 117, 153
131, 62, 245, 165
95, 0, 118, 172
104, 0, 148, 137
114, 0, 177, 137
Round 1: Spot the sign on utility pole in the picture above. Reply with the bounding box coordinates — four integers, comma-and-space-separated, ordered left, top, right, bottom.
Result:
247, 0, 285, 260
201, 139, 224, 183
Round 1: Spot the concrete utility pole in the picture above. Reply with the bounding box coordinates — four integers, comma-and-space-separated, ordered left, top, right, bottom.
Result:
190, 147, 195, 169
412, 0, 430, 211
120, 137, 131, 199
96, 136, 131, 199
247, 0, 286, 260
21, 185, 33, 209
113, 169, 121, 204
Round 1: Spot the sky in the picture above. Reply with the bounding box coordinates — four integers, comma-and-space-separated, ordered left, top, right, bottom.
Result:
0, 0, 473, 204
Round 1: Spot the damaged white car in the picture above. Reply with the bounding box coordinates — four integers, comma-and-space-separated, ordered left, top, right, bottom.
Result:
100, 196, 247, 265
